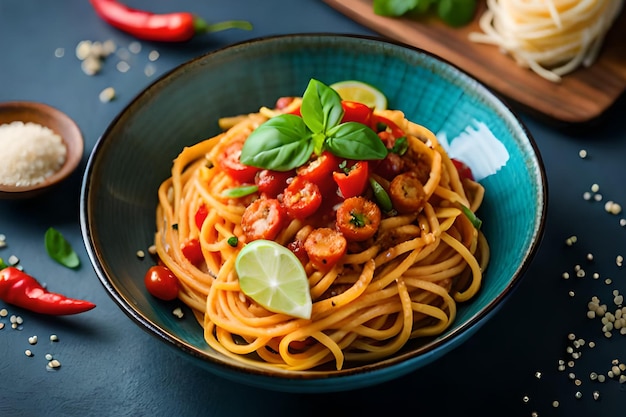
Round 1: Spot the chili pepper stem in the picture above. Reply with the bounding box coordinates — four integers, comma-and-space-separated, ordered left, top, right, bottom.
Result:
194, 17, 253, 34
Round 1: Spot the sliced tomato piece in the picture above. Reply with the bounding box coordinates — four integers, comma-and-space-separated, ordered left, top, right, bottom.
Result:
336, 196, 381, 241
255, 169, 294, 198
451, 158, 475, 181
241, 198, 286, 242
389, 172, 427, 214
283, 176, 322, 220
195, 204, 209, 230
371, 114, 405, 139
275, 96, 296, 110
217, 141, 260, 184
181, 238, 204, 265
303, 228, 347, 271
341, 101, 373, 125
333, 160, 369, 199
144, 265, 180, 301
297, 151, 341, 186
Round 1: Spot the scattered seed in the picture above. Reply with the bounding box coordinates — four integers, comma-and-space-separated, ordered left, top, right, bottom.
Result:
45, 353, 53, 361
136, 250, 145, 259
578, 149, 587, 158
593, 391, 600, 400
172, 307, 184, 319
50, 334, 58, 342
28, 335, 38, 345
0, 308, 7, 317
552, 400, 559, 408
148, 50, 160, 61
128, 41, 142, 54
99, 87, 116, 103
116, 60, 131, 73
47, 359, 61, 369
8, 255, 19, 265
25, 349, 33, 357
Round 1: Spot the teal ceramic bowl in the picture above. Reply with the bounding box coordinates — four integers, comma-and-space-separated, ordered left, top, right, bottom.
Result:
80, 34, 547, 393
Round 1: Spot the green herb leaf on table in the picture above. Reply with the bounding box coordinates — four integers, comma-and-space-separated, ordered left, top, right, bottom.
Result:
44, 227, 80, 269
373, 0, 476, 27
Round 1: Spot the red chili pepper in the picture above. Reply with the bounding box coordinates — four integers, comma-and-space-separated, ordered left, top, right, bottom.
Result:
0, 267, 96, 315
89, 0, 253, 42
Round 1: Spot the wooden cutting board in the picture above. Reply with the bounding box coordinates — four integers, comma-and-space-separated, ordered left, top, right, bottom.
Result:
324, 0, 626, 124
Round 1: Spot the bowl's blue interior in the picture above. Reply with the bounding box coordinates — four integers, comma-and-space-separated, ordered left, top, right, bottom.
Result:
81, 34, 546, 392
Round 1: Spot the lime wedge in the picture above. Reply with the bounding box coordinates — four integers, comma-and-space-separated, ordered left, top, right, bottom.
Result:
235, 239, 312, 319
330, 80, 388, 110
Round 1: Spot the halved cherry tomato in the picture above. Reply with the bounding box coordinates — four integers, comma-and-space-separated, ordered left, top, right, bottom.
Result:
283, 177, 322, 220
341, 101, 373, 125
217, 141, 259, 184
241, 198, 286, 241
297, 151, 340, 185
451, 158, 475, 181
287, 239, 309, 266
336, 196, 381, 241
181, 238, 204, 265
303, 228, 347, 271
389, 172, 426, 214
371, 114, 405, 139
255, 169, 294, 198
195, 204, 209, 230
333, 160, 369, 199
144, 265, 180, 301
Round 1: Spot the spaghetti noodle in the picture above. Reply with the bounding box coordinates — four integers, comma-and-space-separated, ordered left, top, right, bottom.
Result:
469, 0, 624, 82
152, 86, 489, 371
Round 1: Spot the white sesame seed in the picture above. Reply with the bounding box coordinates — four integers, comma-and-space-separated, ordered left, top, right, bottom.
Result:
0, 308, 7, 317
50, 334, 58, 342
99, 87, 116, 103
128, 41, 142, 54
562, 272, 570, 279
45, 353, 53, 361
47, 359, 61, 369
591, 183, 600, 193
552, 400, 559, 408
578, 149, 587, 158
0, 323, 4, 330
593, 391, 600, 400
575, 391, 582, 399
586, 253, 594, 261
148, 245, 157, 255
583, 191, 592, 201
8, 255, 19, 265
172, 307, 184, 319
28, 335, 38, 345
136, 250, 145, 259
594, 193, 603, 201
148, 50, 160, 61
116, 60, 131, 73
535, 371, 542, 379
522, 395, 530, 403
598, 374, 606, 382
25, 349, 33, 357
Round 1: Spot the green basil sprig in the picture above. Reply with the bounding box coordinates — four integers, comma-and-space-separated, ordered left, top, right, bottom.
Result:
44, 227, 80, 269
240, 79, 388, 171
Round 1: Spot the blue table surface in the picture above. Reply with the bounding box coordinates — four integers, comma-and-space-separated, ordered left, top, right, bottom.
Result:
1, 1, 625, 416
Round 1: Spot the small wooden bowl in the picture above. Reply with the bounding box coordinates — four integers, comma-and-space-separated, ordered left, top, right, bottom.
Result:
0, 101, 84, 199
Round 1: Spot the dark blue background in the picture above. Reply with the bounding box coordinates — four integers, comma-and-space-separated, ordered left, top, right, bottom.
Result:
1, 1, 625, 416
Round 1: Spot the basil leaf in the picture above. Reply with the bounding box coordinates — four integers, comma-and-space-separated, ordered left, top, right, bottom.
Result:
373, 0, 419, 16
0, 257, 8, 270
221, 185, 259, 198
326, 122, 388, 160
240, 114, 314, 171
369, 177, 393, 213
301, 79, 343, 134
44, 227, 80, 269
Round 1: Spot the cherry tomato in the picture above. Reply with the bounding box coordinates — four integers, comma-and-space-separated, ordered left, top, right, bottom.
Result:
296, 151, 340, 185
287, 239, 309, 266
451, 158, 475, 181
389, 172, 427, 214
373, 152, 405, 180
195, 204, 209, 230
144, 265, 180, 301
336, 196, 381, 241
217, 141, 259, 184
275, 96, 296, 110
241, 198, 287, 241
341, 101, 373, 125
283, 176, 322, 220
333, 160, 369, 199
303, 228, 347, 271
181, 238, 204, 265
255, 169, 294, 198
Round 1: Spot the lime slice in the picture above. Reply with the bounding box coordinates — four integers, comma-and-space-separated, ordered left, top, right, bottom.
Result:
330, 80, 388, 110
235, 239, 312, 319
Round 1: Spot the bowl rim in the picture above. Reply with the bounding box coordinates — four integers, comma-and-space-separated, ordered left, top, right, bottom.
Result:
0, 100, 84, 197
80, 33, 548, 390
